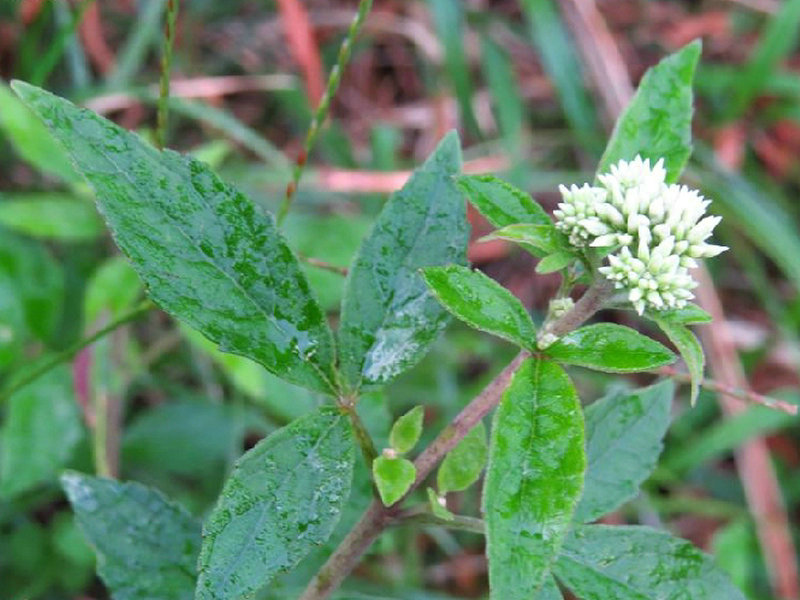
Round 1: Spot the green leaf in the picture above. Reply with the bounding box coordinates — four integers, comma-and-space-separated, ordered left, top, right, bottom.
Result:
574, 381, 673, 523
61, 472, 201, 600
422, 265, 536, 350
650, 303, 712, 325
536, 251, 574, 274
652, 316, 705, 405
427, 487, 455, 521
83, 256, 143, 325
598, 40, 701, 182
481, 35, 525, 155
373, 455, 416, 506
484, 358, 586, 599
457, 174, 550, 228
13, 81, 337, 394
0, 366, 83, 498
389, 405, 425, 454
555, 525, 745, 599
0, 270, 26, 368
0, 80, 78, 183
537, 576, 564, 600
0, 193, 103, 241
437, 421, 488, 494
197, 407, 354, 599
338, 131, 469, 388
483, 223, 564, 254
544, 324, 675, 373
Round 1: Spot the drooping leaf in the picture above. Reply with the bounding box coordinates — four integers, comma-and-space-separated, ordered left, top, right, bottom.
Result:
555, 525, 745, 599
484, 358, 586, 599
597, 41, 701, 182
61, 473, 201, 600
437, 421, 488, 494
0, 193, 103, 241
652, 315, 704, 404
389, 405, 425, 454
14, 81, 337, 394
196, 407, 354, 599
338, 132, 469, 388
574, 381, 673, 523
423, 265, 536, 350
0, 366, 83, 498
457, 174, 550, 228
373, 455, 416, 506
544, 324, 675, 373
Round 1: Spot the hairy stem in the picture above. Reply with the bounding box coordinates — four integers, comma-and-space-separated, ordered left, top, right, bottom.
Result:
299, 278, 613, 600
156, 0, 179, 149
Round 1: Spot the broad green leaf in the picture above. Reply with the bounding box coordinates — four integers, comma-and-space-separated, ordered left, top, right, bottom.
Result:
457, 174, 550, 228
83, 256, 143, 324
545, 324, 675, 373
61, 472, 200, 600
650, 303, 712, 325
598, 41, 701, 182
537, 576, 564, 599
483, 223, 564, 254
197, 407, 354, 599
652, 316, 704, 404
423, 265, 536, 350
0, 81, 78, 183
0, 193, 103, 241
14, 81, 337, 394
373, 455, 416, 506
437, 421, 488, 494
0, 228, 64, 344
390, 405, 425, 454
338, 132, 469, 387
484, 358, 586, 599
536, 251, 574, 274
555, 525, 745, 599
574, 381, 673, 523
0, 366, 83, 498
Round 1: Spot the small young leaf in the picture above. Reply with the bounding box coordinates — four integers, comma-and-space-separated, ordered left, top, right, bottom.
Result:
0, 366, 83, 498
536, 251, 575, 274
373, 456, 416, 506
338, 131, 469, 388
390, 405, 425, 454
652, 316, 705, 405
598, 41, 701, 182
457, 174, 551, 228
197, 407, 354, 599
574, 381, 673, 523
483, 223, 563, 254
544, 323, 675, 373
484, 358, 586, 599
427, 488, 455, 521
422, 265, 537, 350
61, 473, 201, 600
437, 421, 488, 494
555, 525, 745, 599
13, 81, 337, 395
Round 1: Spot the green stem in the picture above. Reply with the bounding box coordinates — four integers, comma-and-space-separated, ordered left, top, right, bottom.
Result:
156, 0, 179, 149
0, 300, 152, 405
276, 0, 373, 226
344, 404, 378, 468
393, 507, 486, 535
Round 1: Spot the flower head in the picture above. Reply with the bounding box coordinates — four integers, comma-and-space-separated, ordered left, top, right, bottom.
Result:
553, 156, 727, 314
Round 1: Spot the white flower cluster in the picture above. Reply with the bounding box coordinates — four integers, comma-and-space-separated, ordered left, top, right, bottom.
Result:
554, 156, 727, 314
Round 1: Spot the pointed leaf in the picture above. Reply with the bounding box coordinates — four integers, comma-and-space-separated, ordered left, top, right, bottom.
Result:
423, 265, 536, 350
457, 174, 550, 228
483, 223, 564, 254
545, 324, 675, 373
389, 405, 425, 454
197, 407, 354, 599
555, 525, 745, 600
437, 421, 488, 494
574, 381, 673, 523
61, 473, 201, 600
484, 358, 586, 599
598, 41, 701, 182
13, 81, 336, 394
0, 366, 83, 498
373, 456, 416, 506
536, 251, 574, 274
652, 316, 705, 404
338, 132, 469, 387
650, 303, 712, 325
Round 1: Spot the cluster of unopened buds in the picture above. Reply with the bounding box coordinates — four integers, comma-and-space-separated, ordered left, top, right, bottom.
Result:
554, 156, 727, 315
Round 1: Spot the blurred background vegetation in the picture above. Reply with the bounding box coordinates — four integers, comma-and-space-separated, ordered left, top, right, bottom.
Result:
0, 0, 799, 598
